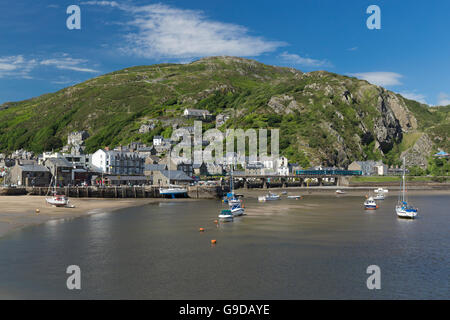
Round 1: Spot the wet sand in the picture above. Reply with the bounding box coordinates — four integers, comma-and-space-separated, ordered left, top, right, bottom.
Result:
0, 196, 182, 238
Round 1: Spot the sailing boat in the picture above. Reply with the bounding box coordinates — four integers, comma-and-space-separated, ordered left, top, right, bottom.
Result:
45, 167, 70, 207
159, 148, 187, 198
396, 157, 418, 219
227, 154, 244, 216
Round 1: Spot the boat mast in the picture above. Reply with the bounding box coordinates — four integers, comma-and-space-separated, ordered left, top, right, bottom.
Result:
402, 157, 406, 203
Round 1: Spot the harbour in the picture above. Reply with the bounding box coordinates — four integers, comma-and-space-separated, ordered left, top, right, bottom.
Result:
0, 190, 448, 299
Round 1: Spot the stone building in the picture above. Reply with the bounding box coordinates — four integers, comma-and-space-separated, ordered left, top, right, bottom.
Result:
9, 163, 51, 187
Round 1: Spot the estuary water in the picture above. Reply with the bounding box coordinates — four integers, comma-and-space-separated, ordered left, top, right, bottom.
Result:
0, 192, 448, 299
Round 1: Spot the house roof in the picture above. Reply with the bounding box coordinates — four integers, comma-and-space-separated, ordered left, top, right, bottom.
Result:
144, 164, 166, 171
45, 157, 73, 167
159, 170, 194, 181
19, 164, 50, 172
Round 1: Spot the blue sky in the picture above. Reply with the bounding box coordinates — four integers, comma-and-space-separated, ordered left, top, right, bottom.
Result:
0, 0, 449, 105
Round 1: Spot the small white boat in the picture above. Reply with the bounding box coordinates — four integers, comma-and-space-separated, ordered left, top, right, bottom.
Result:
46, 193, 70, 207
264, 192, 281, 201
281, 191, 288, 195
335, 190, 346, 194
374, 187, 388, 194
364, 197, 378, 210
373, 193, 385, 200
287, 195, 302, 200
229, 204, 244, 216
218, 209, 234, 221
258, 196, 266, 202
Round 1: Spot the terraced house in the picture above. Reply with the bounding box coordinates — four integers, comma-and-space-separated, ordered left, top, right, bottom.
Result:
91, 149, 145, 175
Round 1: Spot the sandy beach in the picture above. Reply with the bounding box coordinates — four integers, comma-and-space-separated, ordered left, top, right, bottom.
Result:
0, 196, 167, 238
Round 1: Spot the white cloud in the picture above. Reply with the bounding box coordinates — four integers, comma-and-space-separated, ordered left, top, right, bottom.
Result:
349, 72, 403, 87
84, 2, 285, 59
40, 56, 99, 73
80, 1, 120, 8
0, 55, 37, 79
0, 54, 99, 79
279, 52, 331, 68
399, 92, 428, 105
437, 93, 450, 106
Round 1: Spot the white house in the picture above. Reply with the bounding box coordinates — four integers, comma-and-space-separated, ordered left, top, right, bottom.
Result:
91, 149, 144, 175
153, 136, 164, 146
277, 166, 289, 176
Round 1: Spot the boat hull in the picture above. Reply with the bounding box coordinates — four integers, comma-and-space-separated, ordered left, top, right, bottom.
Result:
396, 206, 417, 219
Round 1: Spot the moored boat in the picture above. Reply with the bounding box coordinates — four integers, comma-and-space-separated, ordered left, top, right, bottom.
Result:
396, 158, 418, 219
218, 209, 234, 221
264, 192, 281, 201
287, 195, 302, 200
373, 193, 385, 200
229, 203, 245, 216
364, 197, 378, 210
46, 193, 70, 207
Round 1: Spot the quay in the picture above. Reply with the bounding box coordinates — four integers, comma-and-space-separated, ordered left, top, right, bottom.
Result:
0, 185, 226, 199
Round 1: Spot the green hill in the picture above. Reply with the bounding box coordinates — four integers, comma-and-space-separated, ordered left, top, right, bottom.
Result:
0, 56, 448, 168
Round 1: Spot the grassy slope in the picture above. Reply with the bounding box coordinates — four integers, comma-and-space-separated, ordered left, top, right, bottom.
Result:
0, 57, 447, 168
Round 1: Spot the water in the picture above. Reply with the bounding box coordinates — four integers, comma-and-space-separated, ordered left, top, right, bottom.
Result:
0, 193, 448, 299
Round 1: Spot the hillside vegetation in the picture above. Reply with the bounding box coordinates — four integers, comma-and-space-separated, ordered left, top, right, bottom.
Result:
0, 56, 448, 168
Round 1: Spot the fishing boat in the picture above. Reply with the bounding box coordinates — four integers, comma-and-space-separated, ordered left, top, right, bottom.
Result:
218, 209, 234, 221
287, 195, 302, 200
364, 197, 378, 210
159, 151, 187, 198
335, 189, 346, 194
45, 170, 71, 207
396, 158, 418, 219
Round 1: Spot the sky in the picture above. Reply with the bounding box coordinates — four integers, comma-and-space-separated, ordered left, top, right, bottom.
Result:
0, 0, 449, 106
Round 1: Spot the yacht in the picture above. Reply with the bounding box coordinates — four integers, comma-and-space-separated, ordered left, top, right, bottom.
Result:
396, 158, 418, 219
45, 171, 71, 207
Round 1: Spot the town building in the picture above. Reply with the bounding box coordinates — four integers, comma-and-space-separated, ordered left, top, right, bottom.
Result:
153, 170, 194, 186
183, 108, 212, 120
44, 157, 74, 186
90, 149, 145, 175
348, 160, 387, 176
143, 164, 167, 177
9, 163, 51, 187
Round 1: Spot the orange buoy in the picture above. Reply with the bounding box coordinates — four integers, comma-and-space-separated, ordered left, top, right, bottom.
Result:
214, 220, 218, 224
211, 239, 217, 245
199, 228, 205, 232
35, 209, 40, 214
